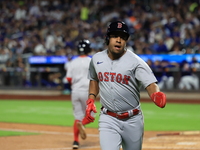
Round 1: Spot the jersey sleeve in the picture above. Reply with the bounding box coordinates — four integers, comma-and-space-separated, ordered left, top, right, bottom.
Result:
135, 59, 157, 88
88, 58, 98, 81
66, 62, 72, 78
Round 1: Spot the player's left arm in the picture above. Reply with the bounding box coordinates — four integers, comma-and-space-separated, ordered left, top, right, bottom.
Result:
146, 83, 166, 108
88, 80, 99, 99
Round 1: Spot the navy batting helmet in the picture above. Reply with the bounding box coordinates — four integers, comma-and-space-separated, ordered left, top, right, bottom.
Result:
77, 40, 91, 55
105, 21, 130, 45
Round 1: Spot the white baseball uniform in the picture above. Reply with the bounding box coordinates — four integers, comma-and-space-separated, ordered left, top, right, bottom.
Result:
66, 56, 91, 120
88, 49, 157, 150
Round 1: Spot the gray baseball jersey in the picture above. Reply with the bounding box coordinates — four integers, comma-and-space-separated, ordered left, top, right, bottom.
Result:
67, 56, 91, 92
88, 49, 157, 112
67, 56, 91, 120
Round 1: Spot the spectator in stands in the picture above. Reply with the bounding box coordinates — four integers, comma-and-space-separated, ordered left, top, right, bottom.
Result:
157, 60, 179, 90
154, 39, 169, 54
14, 4, 27, 20
169, 44, 184, 54
178, 60, 199, 90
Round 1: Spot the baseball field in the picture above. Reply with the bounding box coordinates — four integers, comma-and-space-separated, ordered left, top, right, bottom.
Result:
0, 92, 200, 150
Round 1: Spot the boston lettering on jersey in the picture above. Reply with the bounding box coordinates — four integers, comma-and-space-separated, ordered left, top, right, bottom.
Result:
98, 72, 130, 84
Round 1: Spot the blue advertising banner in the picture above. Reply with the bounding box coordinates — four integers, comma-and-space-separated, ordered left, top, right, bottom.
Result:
29, 56, 68, 64
139, 54, 200, 63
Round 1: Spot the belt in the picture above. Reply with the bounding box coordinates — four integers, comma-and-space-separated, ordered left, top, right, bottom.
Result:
101, 107, 139, 120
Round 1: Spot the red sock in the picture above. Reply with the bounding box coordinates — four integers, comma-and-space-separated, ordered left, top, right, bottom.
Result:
73, 120, 80, 142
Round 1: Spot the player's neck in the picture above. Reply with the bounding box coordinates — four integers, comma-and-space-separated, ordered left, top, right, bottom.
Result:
107, 50, 126, 60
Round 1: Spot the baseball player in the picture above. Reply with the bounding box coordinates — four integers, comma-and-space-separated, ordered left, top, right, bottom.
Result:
79, 21, 167, 150
66, 40, 93, 149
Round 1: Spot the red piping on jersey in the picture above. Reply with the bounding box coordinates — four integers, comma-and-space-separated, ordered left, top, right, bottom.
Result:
79, 55, 88, 57
66, 77, 72, 84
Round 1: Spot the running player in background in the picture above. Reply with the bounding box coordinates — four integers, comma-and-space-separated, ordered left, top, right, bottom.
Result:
79, 21, 167, 150
66, 40, 93, 149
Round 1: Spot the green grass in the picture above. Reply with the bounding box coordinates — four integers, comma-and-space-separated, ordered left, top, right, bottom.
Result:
0, 100, 101, 127
0, 100, 100, 137
0, 100, 200, 137
0, 130, 39, 136
141, 102, 200, 131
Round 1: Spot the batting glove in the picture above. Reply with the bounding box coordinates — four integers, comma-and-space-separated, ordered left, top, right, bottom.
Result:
151, 92, 166, 108
84, 98, 97, 123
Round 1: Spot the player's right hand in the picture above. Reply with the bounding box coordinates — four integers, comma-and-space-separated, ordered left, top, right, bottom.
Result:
86, 98, 97, 120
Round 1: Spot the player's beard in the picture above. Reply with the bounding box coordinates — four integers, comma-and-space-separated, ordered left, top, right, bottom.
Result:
108, 45, 126, 60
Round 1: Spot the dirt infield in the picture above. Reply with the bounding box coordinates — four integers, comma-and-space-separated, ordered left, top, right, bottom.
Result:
1, 93, 200, 150
0, 122, 200, 150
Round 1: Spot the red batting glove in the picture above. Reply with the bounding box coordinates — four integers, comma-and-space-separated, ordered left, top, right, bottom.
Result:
84, 98, 97, 124
82, 114, 95, 125
150, 92, 166, 108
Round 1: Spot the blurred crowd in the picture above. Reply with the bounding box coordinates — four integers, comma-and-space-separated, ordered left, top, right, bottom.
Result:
146, 56, 200, 90
0, 0, 200, 90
